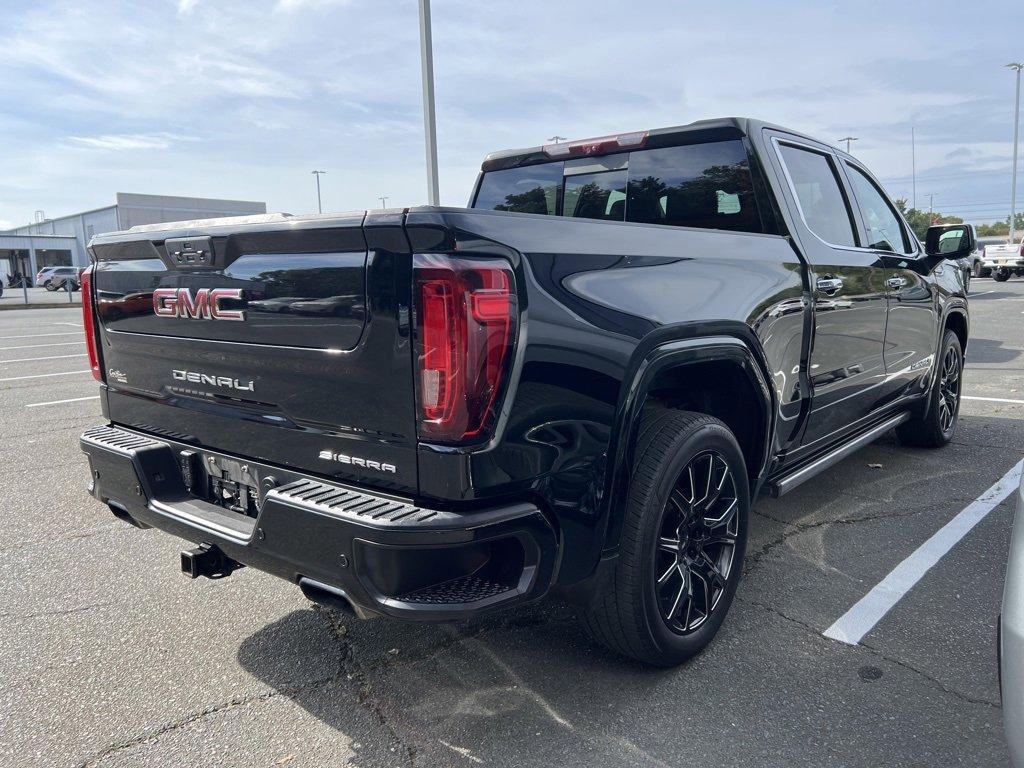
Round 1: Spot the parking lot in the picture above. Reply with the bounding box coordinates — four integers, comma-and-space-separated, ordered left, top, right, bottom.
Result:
1, 280, 1022, 768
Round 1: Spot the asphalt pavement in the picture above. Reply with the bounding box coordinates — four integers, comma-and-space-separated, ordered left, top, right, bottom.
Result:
1, 279, 1022, 767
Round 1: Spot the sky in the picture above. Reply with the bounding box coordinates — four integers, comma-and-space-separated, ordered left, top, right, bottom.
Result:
0, 0, 1021, 230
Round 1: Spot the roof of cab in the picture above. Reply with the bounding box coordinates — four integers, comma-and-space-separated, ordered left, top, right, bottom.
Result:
479, 117, 827, 172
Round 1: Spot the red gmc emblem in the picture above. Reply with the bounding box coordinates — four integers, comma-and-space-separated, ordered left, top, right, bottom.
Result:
153, 288, 245, 321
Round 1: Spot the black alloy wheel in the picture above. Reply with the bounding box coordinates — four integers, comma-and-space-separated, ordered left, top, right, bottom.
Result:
936, 343, 961, 436
654, 451, 739, 634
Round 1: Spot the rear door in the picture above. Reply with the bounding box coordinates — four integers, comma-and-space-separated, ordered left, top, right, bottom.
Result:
90, 212, 419, 493
768, 135, 890, 448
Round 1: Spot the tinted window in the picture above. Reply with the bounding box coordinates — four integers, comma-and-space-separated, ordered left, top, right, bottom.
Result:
563, 170, 627, 221
845, 164, 911, 254
626, 140, 761, 232
474, 163, 563, 215
778, 144, 857, 247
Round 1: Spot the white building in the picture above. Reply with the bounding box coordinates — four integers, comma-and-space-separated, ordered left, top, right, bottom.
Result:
1, 193, 266, 283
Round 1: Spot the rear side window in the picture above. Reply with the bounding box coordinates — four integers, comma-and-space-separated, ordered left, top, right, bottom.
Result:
778, 144, 857, 247
626, 140, 761, 233
474, 163, 563, 215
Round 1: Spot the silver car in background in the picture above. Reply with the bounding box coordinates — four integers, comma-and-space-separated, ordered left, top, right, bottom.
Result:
1003, 466, 1024, 766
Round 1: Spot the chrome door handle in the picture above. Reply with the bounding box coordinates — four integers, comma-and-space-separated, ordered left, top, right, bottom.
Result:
816, 277, 844, 295
886, 276, 907, 290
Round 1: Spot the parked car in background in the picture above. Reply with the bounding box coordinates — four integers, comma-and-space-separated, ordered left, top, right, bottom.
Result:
35, 266, 61, 288
1001, 465, 1024, 767
982, 236, 1024, 282
975, 236, 1008, 277
45, 266, 81, 292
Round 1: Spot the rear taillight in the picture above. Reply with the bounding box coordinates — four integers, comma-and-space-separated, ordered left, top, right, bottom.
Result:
80, 265, 103, 382
414, 254, 516, 444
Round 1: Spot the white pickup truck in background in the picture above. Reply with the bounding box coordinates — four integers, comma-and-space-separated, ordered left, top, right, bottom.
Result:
982, 237, 1024, 281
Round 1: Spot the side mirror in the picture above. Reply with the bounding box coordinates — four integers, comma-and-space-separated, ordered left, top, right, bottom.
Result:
925, 224, 975, 260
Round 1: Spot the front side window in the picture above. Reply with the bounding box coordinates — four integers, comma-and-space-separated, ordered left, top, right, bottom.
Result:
845, 164, 911, 254
474, 163, 563, 215
626, 140, 761, 233
562, 170, 627, 221
778, 144, 857, 247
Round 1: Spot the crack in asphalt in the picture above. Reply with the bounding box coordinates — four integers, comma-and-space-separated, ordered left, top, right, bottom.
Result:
0, 523, 121, 554
736, 596, 1001, 711
313, 605, 418, 768
1, 600, 117, 622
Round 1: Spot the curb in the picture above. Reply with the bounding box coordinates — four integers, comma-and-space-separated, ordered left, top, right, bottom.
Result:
0, 302, 82, 311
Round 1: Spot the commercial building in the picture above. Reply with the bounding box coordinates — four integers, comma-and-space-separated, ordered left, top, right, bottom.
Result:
1, 193, 266, 283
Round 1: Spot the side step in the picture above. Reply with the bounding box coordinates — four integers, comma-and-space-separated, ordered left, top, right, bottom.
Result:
766, 412, 910, 498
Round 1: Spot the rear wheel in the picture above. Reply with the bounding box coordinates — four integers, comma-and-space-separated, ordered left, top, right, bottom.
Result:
897, 330, 962, 448
994, 269, 1010, 282
581, 409, 749, 666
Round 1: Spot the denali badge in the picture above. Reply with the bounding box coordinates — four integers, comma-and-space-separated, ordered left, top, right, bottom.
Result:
172, 369, 255, 392
153, 288, 245, 321
319, 450, 397, 474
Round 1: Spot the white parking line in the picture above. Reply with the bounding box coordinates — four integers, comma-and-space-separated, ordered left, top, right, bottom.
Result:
971, 290, 995, 297
0, 341, 83, 351
0, 353, 87, 364
0, 332, 83, 340
25, 395, 100, 408
823, 460, 1024, 646
0, 369, 91, 383
963, 395, 1024, 405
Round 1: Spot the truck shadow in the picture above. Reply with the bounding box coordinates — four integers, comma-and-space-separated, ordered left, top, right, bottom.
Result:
964, 336, 1022, 364
236, 599, 673, 766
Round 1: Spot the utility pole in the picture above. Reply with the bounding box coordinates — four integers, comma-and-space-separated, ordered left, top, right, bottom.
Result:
418, 0, 440, 206
1008, 63, 1023, 242
839, 136, 858, 154
548, 135, 567, 144
379, 195, 389, 208
911, 125, 917, 210
926, 193, 937, 219
311, 170, 326, 214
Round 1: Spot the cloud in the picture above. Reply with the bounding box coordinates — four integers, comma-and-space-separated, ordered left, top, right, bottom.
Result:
65, 132, 196, 151
177, 0, 200, 14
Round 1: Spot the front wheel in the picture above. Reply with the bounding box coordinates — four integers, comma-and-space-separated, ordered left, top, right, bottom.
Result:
897, 330, 962, 448
580, 409, 749, 666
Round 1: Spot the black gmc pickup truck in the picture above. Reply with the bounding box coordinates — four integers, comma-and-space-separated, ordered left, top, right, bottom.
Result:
80, 118, 973, 665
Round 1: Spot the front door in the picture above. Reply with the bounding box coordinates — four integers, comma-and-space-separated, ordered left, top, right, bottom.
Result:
840, 160, 938, 399
771, 138, 890, 449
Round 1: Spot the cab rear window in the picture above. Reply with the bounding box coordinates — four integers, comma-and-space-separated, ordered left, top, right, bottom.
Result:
473, 139, 762, 233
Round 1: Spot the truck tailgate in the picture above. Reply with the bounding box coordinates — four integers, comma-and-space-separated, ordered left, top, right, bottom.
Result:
90, 211, 419, 493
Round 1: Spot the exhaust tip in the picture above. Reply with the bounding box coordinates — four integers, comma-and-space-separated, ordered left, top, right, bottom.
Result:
298, 577, 358, 617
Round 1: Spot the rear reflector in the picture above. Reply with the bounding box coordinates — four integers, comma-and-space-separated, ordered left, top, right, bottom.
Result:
542, 131, 648, 159
414, 254, 516, 444
80, 265, 103, 382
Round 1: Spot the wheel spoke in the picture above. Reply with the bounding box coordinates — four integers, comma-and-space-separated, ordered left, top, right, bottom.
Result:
657, 560, 678, 585
667, 575, 687, 620
658, 537, 681, 555
705, 497, 737, 528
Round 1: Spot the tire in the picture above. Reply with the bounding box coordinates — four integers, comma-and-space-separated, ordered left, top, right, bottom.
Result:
44, 281, 56, 292
972, 262, 983, 278
897, 330, 962, 448
994, 269, 1010, 282
581, 408, 749, 666
963, 271, 971, 294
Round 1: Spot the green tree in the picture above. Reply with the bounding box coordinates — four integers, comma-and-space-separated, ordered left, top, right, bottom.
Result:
893, 198, 963, 241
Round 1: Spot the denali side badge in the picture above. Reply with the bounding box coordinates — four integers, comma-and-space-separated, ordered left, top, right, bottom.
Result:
153, 288, 245, 321
318, 450, 397, 474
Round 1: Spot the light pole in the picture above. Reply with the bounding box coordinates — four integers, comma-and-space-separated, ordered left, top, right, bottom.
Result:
379, 195, 389, 208
926, 193, 937, 220
1008, 63, 1023, 242
311, 170, 326, 214
418, 0, 440, 206
839, 136, 858, 154
548, 135, 566, 144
